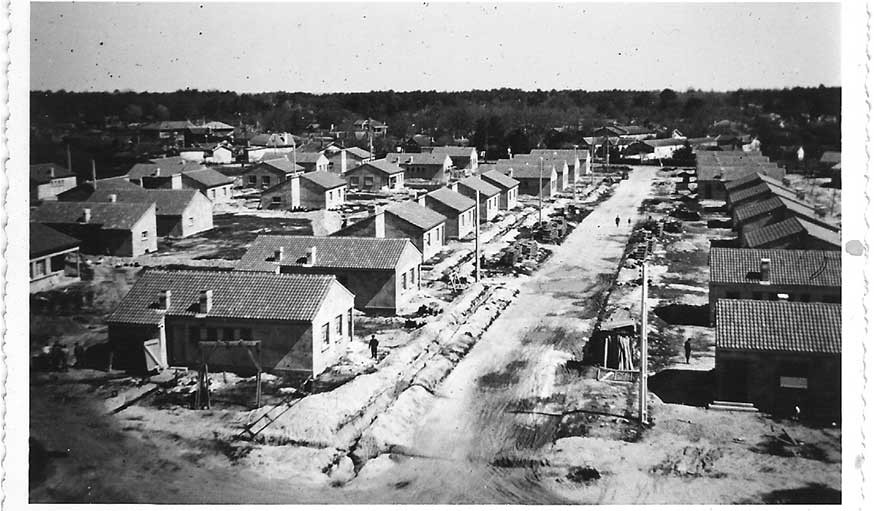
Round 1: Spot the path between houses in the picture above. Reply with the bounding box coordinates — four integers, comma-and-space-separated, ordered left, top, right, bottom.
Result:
332, 167, 659, 503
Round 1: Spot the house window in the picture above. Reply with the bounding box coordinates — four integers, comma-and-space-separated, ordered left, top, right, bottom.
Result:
33, 259, 46, 278
321, 323, 330, 351
401, 271, 407, 290
347, 308, 354, 335
248, 176, 257, 186
328, 190, 333, 201
141, 230, 149, 240
350, 176, 359, 187
262, 176, 271, 188
409, 268, 416, 286
271, 196, 281, 205
364, 176, 374, 188
335, 315, 343, 336
425, 232, 431, 246
210, 189, 216, 199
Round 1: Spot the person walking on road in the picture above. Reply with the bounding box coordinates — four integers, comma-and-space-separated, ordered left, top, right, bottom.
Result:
615, 215, 621, 227
369, 334, 379, 360
684, 338, 692, 364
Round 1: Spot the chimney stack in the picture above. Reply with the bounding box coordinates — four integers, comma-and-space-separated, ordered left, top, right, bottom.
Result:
199, 289, 213, 314
274, 247, 284, 262
49, 166, 55, 178
760, 258, 771, 283
109, 193, 118, 203
158, 289, 171, 310
306, 246, 317, 265
82, 208, 92, 223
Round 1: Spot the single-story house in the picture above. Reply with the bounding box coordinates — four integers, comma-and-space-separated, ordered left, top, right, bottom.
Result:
345, 159, 405, 192
344, 146, 374, 173
295, 152, 331, 173
126, 157, 234, 202
300, 171, 348, 210
714, 299, 840, 419
455, 176, 501, 223
107, 270, 354, 376
242, 158, 304, 190
421, 146, 479, 171
479, 170, 520, 210
503, 156, 569, 191
236, 235, 422, 314
421, 187, 477, 239
488, 161, 557, 198
726, 178, 802, 211
528, 149, 585, 183
387, 152, 453, 184
733, 195, 838, 240
30, 222, 80, 293
181, 168, 235, 203
86, 188, 214, 238
333, 202, 447, 260
696, 151, 783, 200
31, 201, 158, 257
30, 163, 78, 201
709, 248, 841, 322
741, 216, 841, 251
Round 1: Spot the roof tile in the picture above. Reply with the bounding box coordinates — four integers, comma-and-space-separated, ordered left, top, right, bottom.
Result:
716, 299, 841, 354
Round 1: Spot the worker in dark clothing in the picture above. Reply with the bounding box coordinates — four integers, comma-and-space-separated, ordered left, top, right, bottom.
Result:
684, 338, 692, 364
368, 335, 379, 360
615, 215, 621, 227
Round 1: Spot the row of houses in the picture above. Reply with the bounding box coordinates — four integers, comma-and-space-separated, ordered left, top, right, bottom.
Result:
701, 156, 842, 419
695, 150, 785, 200
476, 149, 591, 198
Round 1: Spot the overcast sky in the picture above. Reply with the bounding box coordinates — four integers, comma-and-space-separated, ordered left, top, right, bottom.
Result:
30, 2, 841, 93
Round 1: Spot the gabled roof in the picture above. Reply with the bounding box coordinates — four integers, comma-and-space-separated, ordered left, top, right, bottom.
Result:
141, 120, 196, 131
200, 121, 235, 130
480, 170, 520, 190
300, 171, 346, 190
87, 188, 200, 216
488, 161, 555, 180
30, 222, 79, 258
698, 164, 783, 182
128, 156, 206, 180
643, 137, 687, 148
728, 180, 796, 205
529, 149, 587, 165
236, 235, 419, 272
457, 176, 500, 197
734, 196, 817, 222
386, 201, 447, 231
386, 152, 451, 166
504, 155, 569, 172
56, 176, 141, 201
257, 158, 304, 175
742, 217, 840, 249
819, 151, 841, 164
345, 146, 372, 159
294, 152, 328, 164
425, 187, 477, 213
182, 168, 234, 188
710, 248, 841, 287
350, 159, 404, 176
422, 146, 477, 157
716, 299, 841, 354
30, 163, 75, 184
32, 201, 153, 230
108, 270, 340, 325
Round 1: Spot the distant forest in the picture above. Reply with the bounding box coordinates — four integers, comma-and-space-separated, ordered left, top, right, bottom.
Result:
31, 87, 840, 173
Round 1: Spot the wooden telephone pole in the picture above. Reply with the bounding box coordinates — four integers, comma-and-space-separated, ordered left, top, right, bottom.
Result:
639, 261, 649, 425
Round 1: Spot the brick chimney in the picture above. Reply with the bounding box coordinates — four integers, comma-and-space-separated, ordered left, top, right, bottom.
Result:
108, 193, 118, 203
306, 246, 317, 265
373, 208, 386, 238
158, 289, 171, 310
170, 173, 182, 190
199, 289, 213, 313
274, 247, 284, 262
82, 208, 92, 223
760, 258, 771, 284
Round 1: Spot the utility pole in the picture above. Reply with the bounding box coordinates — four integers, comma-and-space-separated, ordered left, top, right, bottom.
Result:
539, 157, 544, 224
91, 159, 97, 189
475, 189, 481, 282
639, 261, 649, 425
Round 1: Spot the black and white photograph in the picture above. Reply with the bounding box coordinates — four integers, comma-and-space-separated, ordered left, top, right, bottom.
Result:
3, 0, 871, 507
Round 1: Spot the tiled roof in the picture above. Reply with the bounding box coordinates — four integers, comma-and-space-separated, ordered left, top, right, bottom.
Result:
30, 222, 79, 258
386, 201, 447, 231
457, 176, 500, 197
715, 299, 841, 354
723, 172, 763, 191
743, 217, 806, 248
734, 196, 818, 222
182, 168, 234, 188
301, 171, 346, 190
710, 247, 841, 287
30, 163, 75, 184
345, 147, 372, 159
422, 146, 476, 157
88, 188, 200, 216
259, 158, 304, 175
795, 218, 842, 248
350, 159, 404, 176
499, 161, 555, 180
697, 164, 782, 182
819, 151, 841, 164
643, 137, 687, 148
32, 201, 153, 230
108, 270, 339, 325
480, 170, 520, 190
236, 235, 418, 272
425, 187, 477, 213
128, 157, 206, 180
386, 152, 450, 166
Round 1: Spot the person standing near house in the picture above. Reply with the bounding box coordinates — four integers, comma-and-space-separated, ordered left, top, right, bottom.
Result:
684, 338, 692, 364
369, 334, 379, 360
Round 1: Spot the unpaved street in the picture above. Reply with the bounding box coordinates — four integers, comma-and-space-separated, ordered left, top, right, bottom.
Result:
336, 168, 659, 503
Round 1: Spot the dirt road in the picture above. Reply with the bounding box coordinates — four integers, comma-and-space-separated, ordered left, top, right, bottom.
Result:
335, 168, 659, 503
